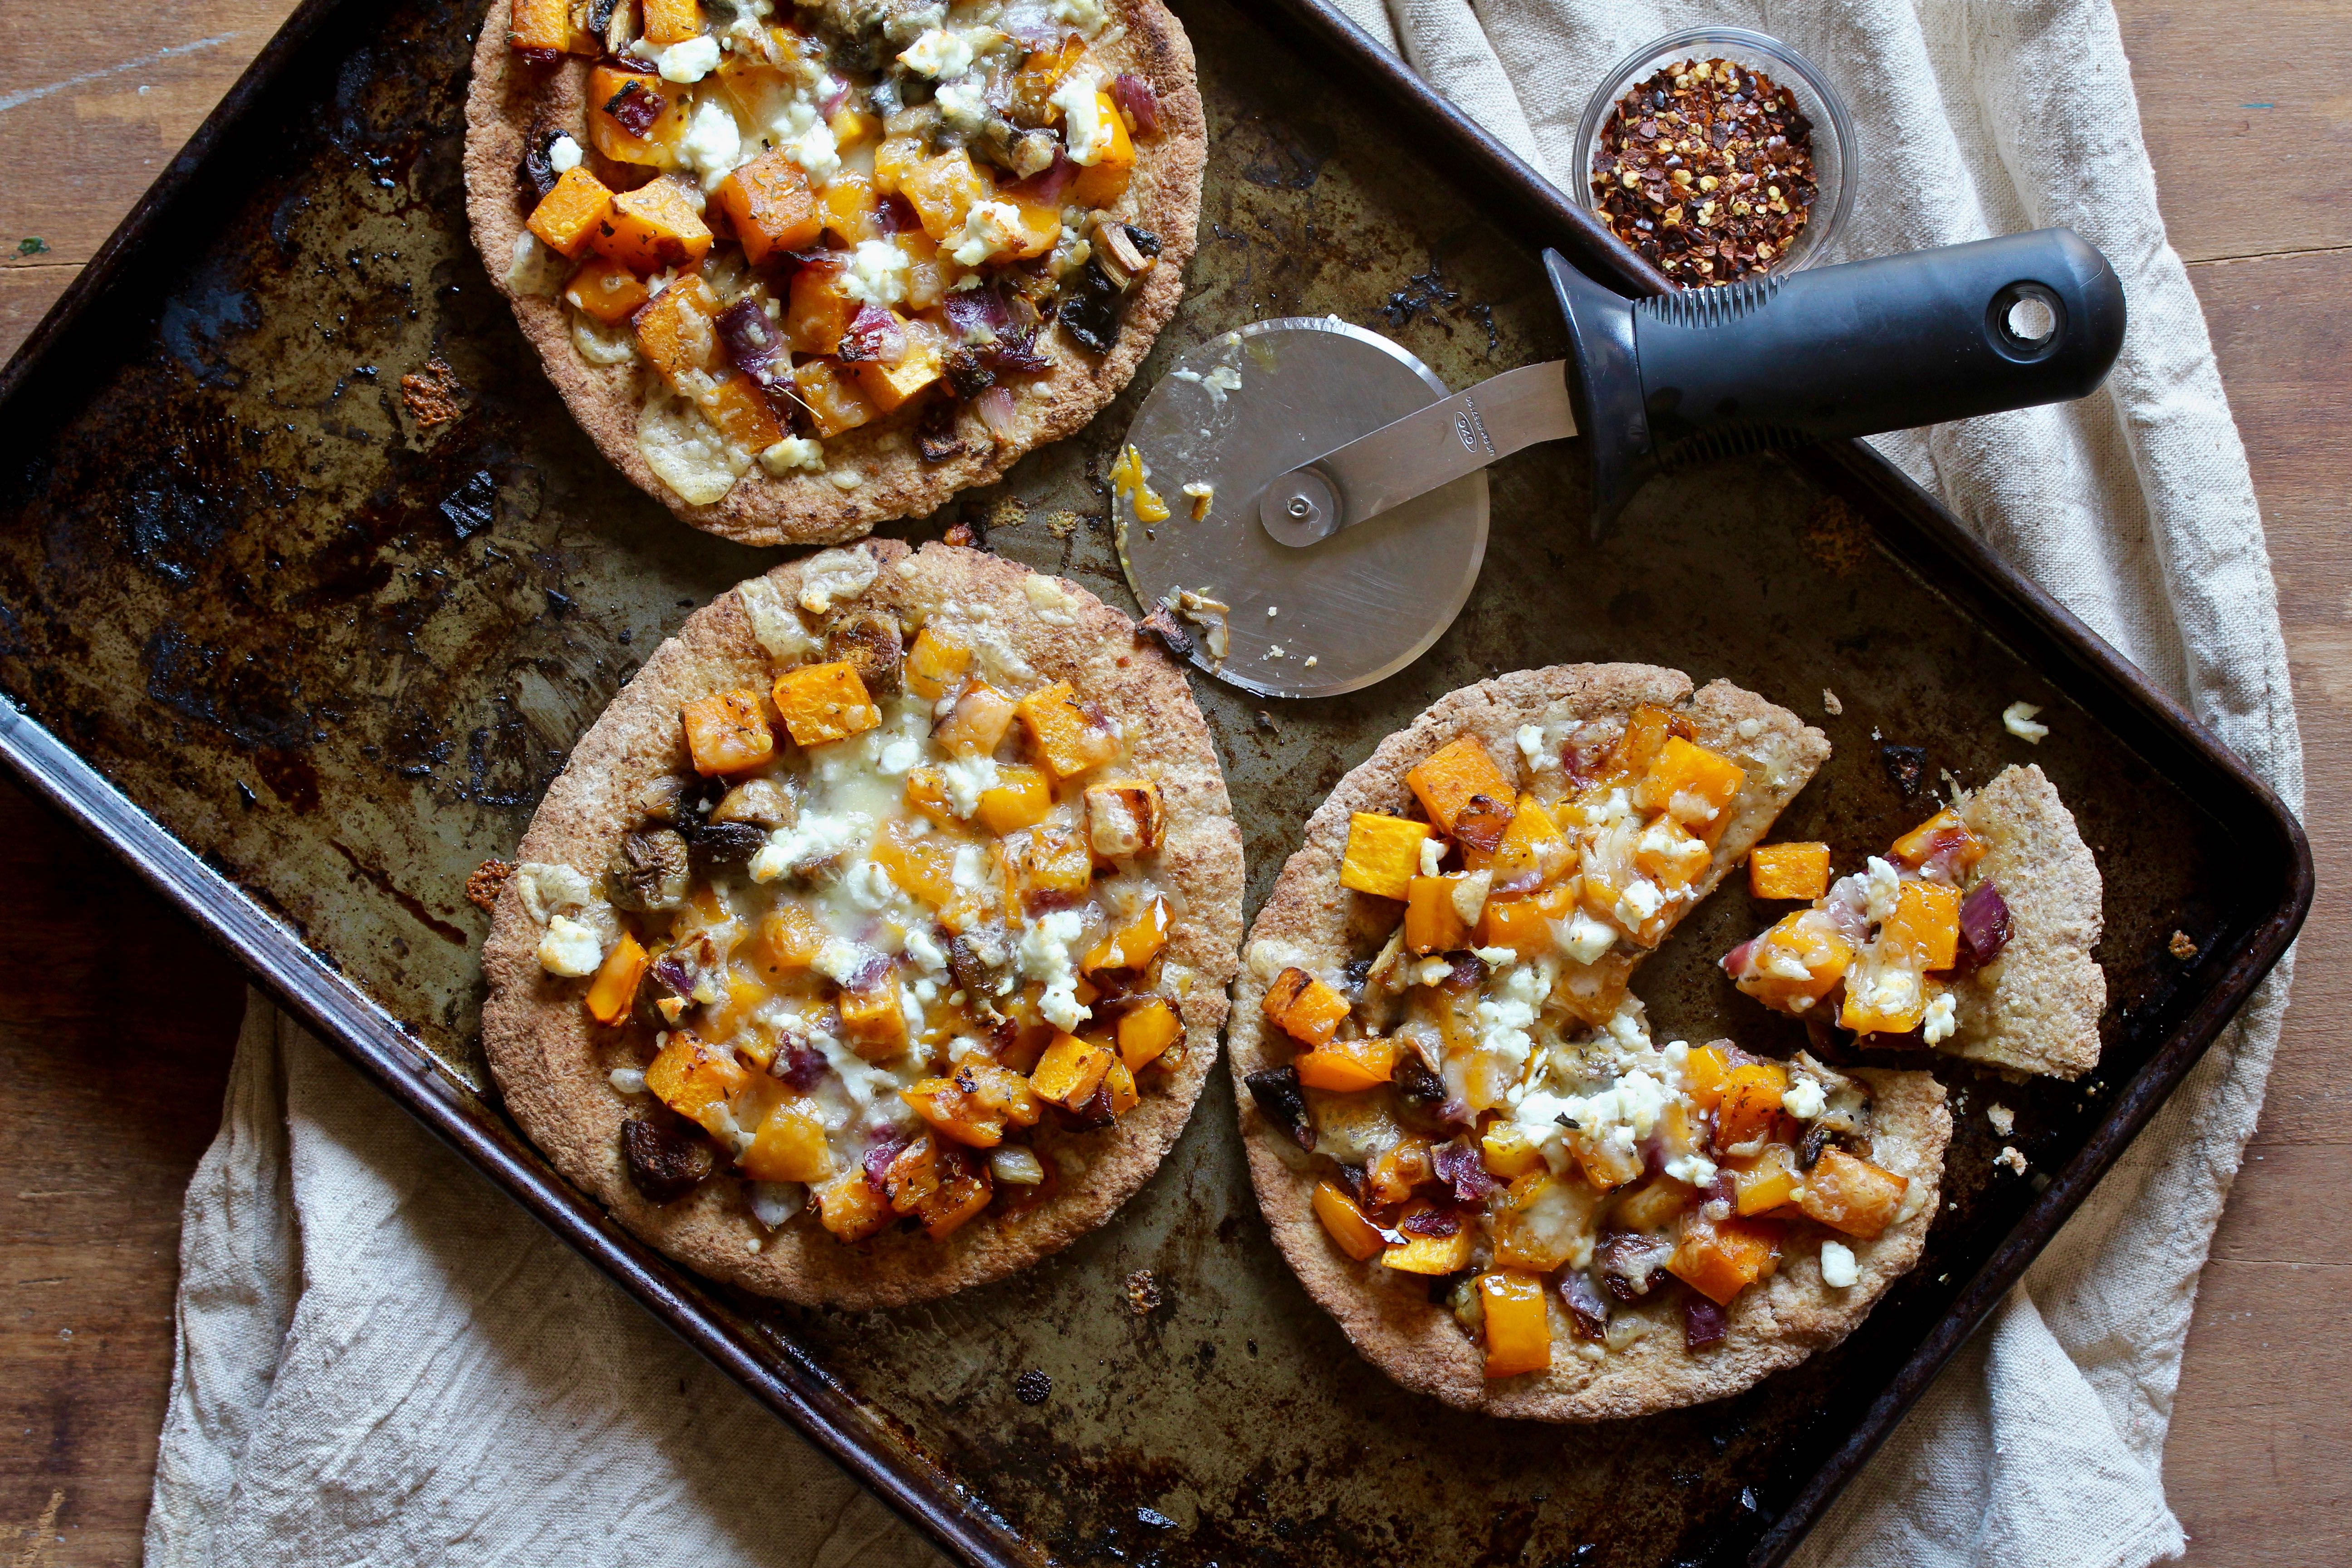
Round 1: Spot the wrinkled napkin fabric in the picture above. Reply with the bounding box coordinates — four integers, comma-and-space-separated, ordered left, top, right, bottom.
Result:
148, 1, 2298, 1563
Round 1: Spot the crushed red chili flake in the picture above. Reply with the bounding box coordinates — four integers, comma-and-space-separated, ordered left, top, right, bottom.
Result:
1590, 57, 1818, 288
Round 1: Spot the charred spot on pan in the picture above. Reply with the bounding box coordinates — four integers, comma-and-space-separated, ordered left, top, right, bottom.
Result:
1013, 1368, 1052, 1405
1879, 743, 1928, 795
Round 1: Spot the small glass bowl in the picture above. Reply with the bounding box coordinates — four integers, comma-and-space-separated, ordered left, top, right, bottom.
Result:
1571, 27, 1857, 284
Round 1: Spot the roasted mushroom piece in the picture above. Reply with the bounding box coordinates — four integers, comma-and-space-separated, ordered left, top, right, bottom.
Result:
622, 1115, 713, 1203
711, 775, 795, 828
608, 827, 692, 912
820, 608, 905, 695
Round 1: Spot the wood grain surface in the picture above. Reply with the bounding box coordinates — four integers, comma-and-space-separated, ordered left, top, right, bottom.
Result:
0, 1, 2344, 1563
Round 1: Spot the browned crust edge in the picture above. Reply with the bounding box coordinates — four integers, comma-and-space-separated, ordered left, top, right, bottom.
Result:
480, 540, 1244, 1308
1948, 762, 2107, 1080
1231, 666, 1947, 1420
461, 2, 1207, 546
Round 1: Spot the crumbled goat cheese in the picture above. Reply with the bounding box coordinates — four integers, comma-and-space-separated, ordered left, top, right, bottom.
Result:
646, 34, 721, 83
1051, 70, 1107, 164
679, 95, 747, 189
608, 1067, 648, 1095
1517, 724, 1554, 771
899, 27, 975, 78
2003, 701, 2048, 743
903, 926, 949, 976
1615, 877, 1663, 926
547, 134, 583, 173
940, 754, 999, 816
1020, 910, 1090, 1031
842, 238, 911, 306
512, 862, 595, 925
950, 200, 1025, 267
797, 547, 876, 613
877, 735, 923, 774
1781, 1075, 1827, 1121
1419, 838, 1443, 878
1922, 990, 1957, 1044
1862, 856, 1903, 925
760, 436, 826, 475
1559, 911, 1617, 965
935, 76, 988, 132
537, 914, 604, 977
749, 809, 868, 882
1819, 1240, 1859, 1288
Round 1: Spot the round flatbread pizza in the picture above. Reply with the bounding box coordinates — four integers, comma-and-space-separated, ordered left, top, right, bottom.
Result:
1230, 665, 1950, 1419
465, 0, 1205, 546
482, 540, 1242, 1307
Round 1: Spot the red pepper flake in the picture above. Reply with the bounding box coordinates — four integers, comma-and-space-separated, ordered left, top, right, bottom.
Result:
1590, 57, 1818, 288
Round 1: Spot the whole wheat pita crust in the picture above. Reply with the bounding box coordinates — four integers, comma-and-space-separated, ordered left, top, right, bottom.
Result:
481, 541, 1243, 1308
1946, 763, 2106, 1079
1231, 666, 1948, 1419
462, 1, 1206, 547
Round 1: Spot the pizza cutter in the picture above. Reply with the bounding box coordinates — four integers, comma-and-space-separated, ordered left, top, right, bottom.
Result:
1117, 228, 2125, 700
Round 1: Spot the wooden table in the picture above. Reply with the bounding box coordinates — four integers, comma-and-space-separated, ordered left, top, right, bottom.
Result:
2, 3, 2345, 1562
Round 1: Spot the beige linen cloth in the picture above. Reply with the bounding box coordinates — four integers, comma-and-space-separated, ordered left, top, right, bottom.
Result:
147, 0, 2299, 1562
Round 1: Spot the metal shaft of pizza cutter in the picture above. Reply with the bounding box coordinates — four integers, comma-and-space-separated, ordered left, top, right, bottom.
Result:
1258, 226, 2129, 546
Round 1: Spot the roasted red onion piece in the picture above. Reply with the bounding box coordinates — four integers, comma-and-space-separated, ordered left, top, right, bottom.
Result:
603, 79, 667, 137
838, 303, 908, 364
987, 324, 1053, 375
1110, 73, 1161, 137
973, 385, 1018, 440
1821, 874, 1872, 945
1400, 1206, 1462, 1238
861, 1129, 911, 1188
941, 284, 1011, 345
1597, 1230, 1676, 1303
770, 1035, 828, 1091
1562, 1271, 1611, 1340
1006, 152, 1076, 206
1955, 880, 2013, 972
715, 299, 790, 389
874, 193, 920, 235
1431, 1139, 1498, 1203
1685, 1294, 1729, 1349
1720, 937, 1757, 979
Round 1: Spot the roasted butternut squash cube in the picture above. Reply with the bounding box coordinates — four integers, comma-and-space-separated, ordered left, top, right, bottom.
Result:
817, 170, 881, 244
904, 627, 971, 701
1838, 953, 1929, 1036
1570, 1127, 1645, 1192
789, 358, 877, 439
1798, 1148, 1909, 1238
593, 180, 712, 273
701, 372, 784, 454
741, 1098, 834, 1182
878, 1135, 941, 1214
526, 167, 615, 259
902, 768, 959, 829
1003, 824, 1092, 911
1083, 897, 1166, 973
640, 0, 701, 44
588, 68, 685, 167
1476, 882, 1575, 959
1886, 877, 1962, 970
1117, 998, 1181, 1071
1382, 1202, 1474, 1274
1731, 1143, 1804, 1217
872, 819, 958, 906
872, 132, 925, 194
1008, 34, 1088, 125
1632, 813, 1711, 892
1405, 735, 1517, 836
936, 683, 1017, 757
1293, 1034, 1397, 1093
564, 256, 652, 322
838, 980, 908, 1062
999, 186, 1064, 259
899, 147, 994, 242
714, 149, 822, 263
1262, 966, 1349, 1048
1339, 812, 1431, 902
1891, 806, 1986, 876
786, 262, 859, 356
510, 0, 596, 54
815, 1170, 891, 1241
1029, 1032, 1115, 1107
633, 274, 722, 394
770, 661, 881, 745
1480, 1123, 1545, 1181
1639, 736, 1747, 846
1475, 794, 1573, 892
1068, 90, 1136, 208
584, 931, 648, 1025
1404, 874, 1473, 956
1084, 778, 1164, 858
1749, 841, 1832, 901
758, 905, 827, 975
975, 763, 1051, 833
680, 688, 775, 774
1682, 1042, 1734, 1109
1015, 681, 1119, 780
1313, 1179, 1388, 1261
1732, 908, 1854, 1014
1479, 1270, 1553, 1378
1605, 702, 1693, 786
921, 1157, 993, 1240
1365, 1136, 1435, 1207
1492, 1171, 1605, 1273
1101, 1058, 1141, 1116
1610, 1173, 1694, 1234
1667, 1210, 1781, 1306
644, 1029, 748, 1137
1713, 1060, 1789, 1154
853, 314, 950, 413
903, 1075, 1007, 1147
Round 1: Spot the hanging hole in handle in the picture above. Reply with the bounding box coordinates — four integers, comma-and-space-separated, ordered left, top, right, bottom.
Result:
1988, 281, 2065, 363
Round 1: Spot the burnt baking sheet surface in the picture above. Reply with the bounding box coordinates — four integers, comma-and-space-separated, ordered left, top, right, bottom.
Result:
0, 0, 2305, 1564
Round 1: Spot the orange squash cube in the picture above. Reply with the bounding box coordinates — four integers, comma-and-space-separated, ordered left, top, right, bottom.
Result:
975, 764, 1052, 834
1083, 897, 1167, 973
904, 627, 972, 701
872, 820, 959, 906
902, 768, 960, 829
1293, 1034, 1398, 1093
1101, 1058, 1141, 1116
592, 180, 712, 273
902, 1076, 1005, 1147
936, 683, 1017, 758
1339, 812, 1433, 902
1733, 908, 1855, 1014
817, 170, 882, 244
854, 314, 950, 413
701, 372, 784, 454
526, 167, 615, 260
1083, 778, 1164, 858
1476, 882, 1575, 959
1117, 998, 1181, 1070
1479, 1270, 1553, 1378
1002, 825, 1093, 911
1479, 1124, 1544, 1182
758, 905, 827, 975
770, 661, 881, 745
1404, 874, 1474, 956
640, 0, 701, 45
789, 358, 877, 440
872, 133, 925, 194
564, 256, 652, 323
1366, 1137, 1436, 1206
1891, 807, 1987, 877
1632, 813, 1711, 892
588, 68, 685, 166
1490, 1171, 1605, 1271
1009, 34, 1089, 122
510, 0, 596, 53
644, 1029, 748, 1137
921, 1159, 994, 1240
1838, 954, 1929, 1036
714, 149, 822, 264
1475, 794, 1573, 892
1731, 1143, 1805, 1217
1886, 878, 1962, 971
1749, 842, 1832, 901
1015, 681, 1120, 780
1570, 1127, 1645, 1192
1605, 702, 1693, 786
1668, 1210, 1782, 1306
838, 974, 908, 1059
815, 1170, 891, 1241
680, 688, 775, 774
1382, 1202, 1474, 1274
998, 186, 1065, 260
1068, 91, 1137, 208
899, 148, 995, 242
741, 1098, 834, 1183
633, 274, 721, 394
1639, 736, 1748, 845
1313, 1179, 1388, 1262
786, 262, 859, 356
1609, 1173, 1693, 1234
1405, 735, 1517, 837
1798, 1148, 1909, 1238
1029, 1032, 1115, 1107
1713, 1060, 1789, 1153
1262, 966, 1350, 1048
585, 932, 649, 1025
1682, 1041, 1734, 1109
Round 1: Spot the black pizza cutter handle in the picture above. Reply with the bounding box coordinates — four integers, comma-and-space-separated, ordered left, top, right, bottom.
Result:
1551, 228, 2128, 534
